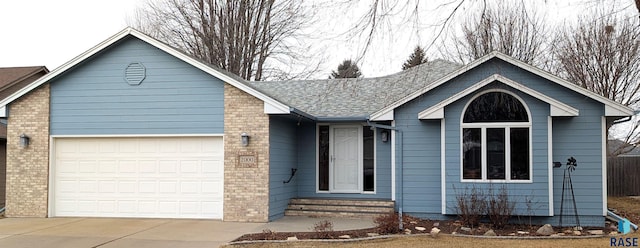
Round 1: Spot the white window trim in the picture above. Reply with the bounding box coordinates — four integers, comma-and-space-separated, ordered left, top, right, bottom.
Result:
459, 89, 533, 183
315, 123, 377, 194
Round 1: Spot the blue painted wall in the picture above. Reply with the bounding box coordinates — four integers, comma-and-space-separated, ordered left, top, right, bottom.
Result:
296, 123, 392, 199
268, 116, 299, 220
442, 83, 550, 216
393, 58, 606, 225
49, 36, 224, 135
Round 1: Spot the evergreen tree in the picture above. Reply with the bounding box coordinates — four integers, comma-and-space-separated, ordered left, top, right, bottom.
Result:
402, 46, 428, 70
330, 59, 363, 78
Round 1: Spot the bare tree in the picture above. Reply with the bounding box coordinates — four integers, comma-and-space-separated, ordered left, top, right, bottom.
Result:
440, 2, 548, 66
129, 0, 314, 81
326, 0, 469, 64
553, 10, 640, 156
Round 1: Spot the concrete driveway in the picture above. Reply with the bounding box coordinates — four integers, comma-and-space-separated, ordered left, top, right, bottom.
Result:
0, 216, 375, 248
0, 218, 262, 248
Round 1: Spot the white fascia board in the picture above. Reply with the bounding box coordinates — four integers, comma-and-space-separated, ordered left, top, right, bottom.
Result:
0, 27, 290, 115
0, 29, 133, 108
264, 102, 289, 114
417, 74, 579, 120
372, 51, 632, 119
605, 105, 633, 117
129, 29, 291, 114
550, 106, 577, 116
370, 109, 394, 121
419, 108, 444, 119
0, 105, 6, 118
493, 53, 633, 117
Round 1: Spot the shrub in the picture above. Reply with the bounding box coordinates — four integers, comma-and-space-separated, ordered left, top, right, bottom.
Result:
454, 185, 487, 227
374, 212, 401, 234
312, 220, 334, 238
486, 186, 515, 228
261, 229, 278, 240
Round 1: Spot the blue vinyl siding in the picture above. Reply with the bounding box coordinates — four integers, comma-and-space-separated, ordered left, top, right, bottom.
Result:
442, 87, 550, 216
268, 116, 299, 220
296, 123, 392, 199
295, 123, 317, 197
49, 36, 224, 135
394, 58, 606, 222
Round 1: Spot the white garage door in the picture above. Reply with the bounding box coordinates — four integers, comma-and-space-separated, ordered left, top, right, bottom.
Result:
52, 137, 223, 219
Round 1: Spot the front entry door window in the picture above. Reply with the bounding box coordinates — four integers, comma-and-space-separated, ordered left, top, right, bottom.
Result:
318, 125, 374, 193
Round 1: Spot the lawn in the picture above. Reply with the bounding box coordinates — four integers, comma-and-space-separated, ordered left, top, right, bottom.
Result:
225, 197, 640, 248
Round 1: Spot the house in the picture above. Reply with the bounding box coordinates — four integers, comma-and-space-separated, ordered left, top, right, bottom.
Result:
0, 28, 632, 226
0, 66, 48, 209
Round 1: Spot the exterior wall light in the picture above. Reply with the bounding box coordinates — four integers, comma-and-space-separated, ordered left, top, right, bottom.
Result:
241, 132, 250, 146
381, 130, 389, 143
19, 134, 30, 148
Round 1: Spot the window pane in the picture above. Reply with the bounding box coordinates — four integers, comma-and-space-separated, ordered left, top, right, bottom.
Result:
487, 128, 505, 180
463, 128, 482, 179
363, 127, 374, 191
463, 92, 528, 123
510, 128, 530, 180
318, 126, 329, 191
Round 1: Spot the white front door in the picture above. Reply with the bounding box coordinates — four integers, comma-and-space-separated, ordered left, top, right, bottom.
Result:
330, 126, 362, 192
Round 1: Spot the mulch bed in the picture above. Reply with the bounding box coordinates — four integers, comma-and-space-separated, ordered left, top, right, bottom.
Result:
232, 214, 616, 242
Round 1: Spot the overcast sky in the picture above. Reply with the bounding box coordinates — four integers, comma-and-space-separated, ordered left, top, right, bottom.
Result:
0, 0, 635, 78
0, 0, 142, 69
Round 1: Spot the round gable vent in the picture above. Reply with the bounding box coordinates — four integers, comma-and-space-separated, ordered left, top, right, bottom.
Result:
125, 62, 146, 85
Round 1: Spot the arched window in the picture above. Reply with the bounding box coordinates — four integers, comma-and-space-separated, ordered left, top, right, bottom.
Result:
461, 91, 531, 182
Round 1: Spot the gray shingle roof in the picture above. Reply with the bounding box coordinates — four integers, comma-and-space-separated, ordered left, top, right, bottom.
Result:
249, 59, 461, 118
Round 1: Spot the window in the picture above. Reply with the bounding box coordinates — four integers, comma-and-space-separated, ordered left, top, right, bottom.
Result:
318, 126, 330, 191
461, 91, 531, 182
318, 125, 375, 192
363, 128, 374, 191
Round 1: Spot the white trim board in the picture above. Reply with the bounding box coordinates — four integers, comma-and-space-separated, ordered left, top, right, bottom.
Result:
370, 51, 633, 121
0, 27, 290, 115
602, 116, 608, 216
418, 74, 579, 120
440, 118, 446, 214
548, 116, 554, 216
50, 133, 225, 138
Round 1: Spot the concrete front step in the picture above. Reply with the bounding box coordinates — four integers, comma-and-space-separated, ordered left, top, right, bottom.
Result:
284, 209, 389, 218
285, 198, 394, 218
289, 198, 395, 207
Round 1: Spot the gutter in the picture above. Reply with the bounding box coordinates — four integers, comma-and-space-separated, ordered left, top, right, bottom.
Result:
316, 116, 370, 122
288, 109, 370, 123
289, 108, 316, 121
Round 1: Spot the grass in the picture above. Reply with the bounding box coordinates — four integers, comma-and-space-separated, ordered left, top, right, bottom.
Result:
225, 196, 640, 248
608, 196, 640, 224
227, 233, 640, 248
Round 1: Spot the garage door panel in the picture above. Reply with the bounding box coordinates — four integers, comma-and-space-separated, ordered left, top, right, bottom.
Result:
99, 161, 117, 173
53, 137, 223, 219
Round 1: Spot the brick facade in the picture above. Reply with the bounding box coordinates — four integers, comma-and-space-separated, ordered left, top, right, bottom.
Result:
223, 84, 270, 222
5, 84, 50, 217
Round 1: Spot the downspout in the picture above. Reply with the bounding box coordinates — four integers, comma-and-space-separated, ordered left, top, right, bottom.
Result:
367, 121, 403, 230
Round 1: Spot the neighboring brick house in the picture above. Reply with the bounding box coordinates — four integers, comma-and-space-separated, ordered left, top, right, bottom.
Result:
0, 28, 632, 227
0, 66, 48, 210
